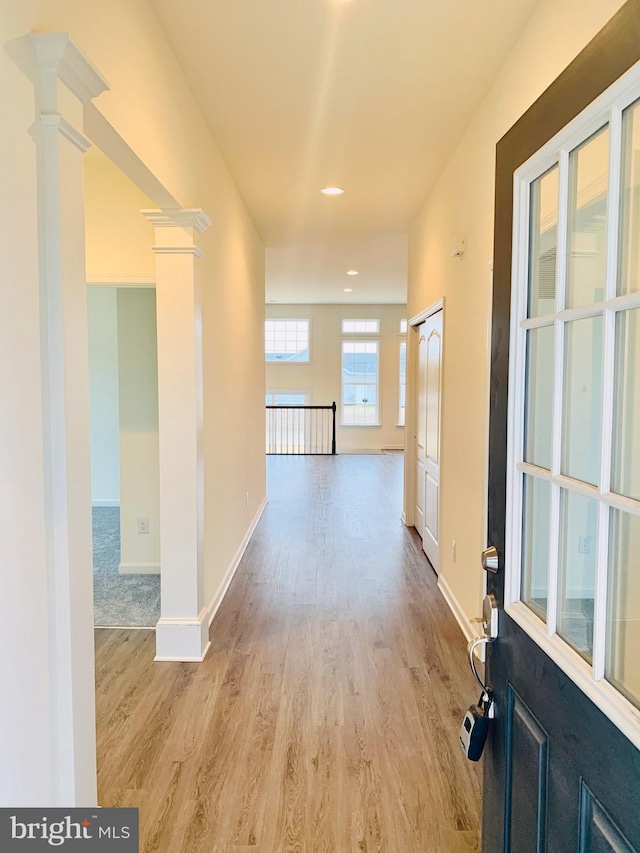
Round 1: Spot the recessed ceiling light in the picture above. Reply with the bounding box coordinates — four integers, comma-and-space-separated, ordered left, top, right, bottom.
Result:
346, 270, 359, 276
321, 186, 344, 195
343, 288, 353, 292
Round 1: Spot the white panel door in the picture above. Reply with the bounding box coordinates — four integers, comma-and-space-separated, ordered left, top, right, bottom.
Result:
414, 328, 427, 541
423, 311, 442, 571
414, 310, 443, 572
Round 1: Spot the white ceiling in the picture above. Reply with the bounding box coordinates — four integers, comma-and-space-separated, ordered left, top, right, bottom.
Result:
152, 0, 538, 303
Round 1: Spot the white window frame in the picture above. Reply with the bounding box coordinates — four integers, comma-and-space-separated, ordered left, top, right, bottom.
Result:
506, 60, 640, 750
341, 319, 380, 334
398, 336, 407, 427
265, 318, 310, 363
265, 390, 311, 405
340, 339, 380, 427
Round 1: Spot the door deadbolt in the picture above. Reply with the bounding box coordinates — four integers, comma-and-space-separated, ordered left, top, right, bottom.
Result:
481, 545, 499, 574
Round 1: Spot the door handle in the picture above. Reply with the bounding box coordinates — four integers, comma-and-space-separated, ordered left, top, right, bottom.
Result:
481, 545, 499, 574
471, 593, 499, 639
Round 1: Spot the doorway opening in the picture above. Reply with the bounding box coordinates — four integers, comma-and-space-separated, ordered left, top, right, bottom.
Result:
85, 149, 160, 629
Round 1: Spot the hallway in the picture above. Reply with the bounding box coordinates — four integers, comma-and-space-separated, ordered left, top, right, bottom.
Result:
95, 454, 482, 851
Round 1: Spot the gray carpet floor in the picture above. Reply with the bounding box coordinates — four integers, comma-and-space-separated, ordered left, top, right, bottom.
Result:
92, 507, 160, 628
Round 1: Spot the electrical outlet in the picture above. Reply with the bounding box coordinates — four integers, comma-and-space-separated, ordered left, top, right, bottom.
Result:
245, 491, 249, 508
137, 518, 149, 535
578, 535, 592, 554
451, 539, 457, 561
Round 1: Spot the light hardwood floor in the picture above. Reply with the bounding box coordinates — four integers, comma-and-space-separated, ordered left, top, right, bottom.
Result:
95, 453, 482, 852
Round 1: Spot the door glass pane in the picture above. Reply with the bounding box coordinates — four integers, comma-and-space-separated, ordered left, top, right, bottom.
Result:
561, 316, 602, 486
521, 476, 550, 621
528, 166, 559, 317
618, 99, 640, 296
567, 127, 609, 308
612, 308, 640, 500
607, 509, 640, 710
524, 325, 554, 469
557, 489, 597, 662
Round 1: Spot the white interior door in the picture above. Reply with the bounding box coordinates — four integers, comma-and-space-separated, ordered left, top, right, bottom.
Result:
414, 309, 443, 572
414, 329, 427, 540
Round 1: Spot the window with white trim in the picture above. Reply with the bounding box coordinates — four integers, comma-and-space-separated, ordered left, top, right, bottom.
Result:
341, 341, 379, 425
341, 319, 380, 334
508, 70, 640, 740
398, 339, 407, 426
265, 391, 309, 405
265, 319, 309, 362
400, 318, 408, 334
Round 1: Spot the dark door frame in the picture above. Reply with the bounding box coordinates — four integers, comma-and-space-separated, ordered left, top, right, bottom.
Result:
485, 2, 640, 849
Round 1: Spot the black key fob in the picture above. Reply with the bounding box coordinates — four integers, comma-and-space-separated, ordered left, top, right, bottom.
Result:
459, 703, 490, 761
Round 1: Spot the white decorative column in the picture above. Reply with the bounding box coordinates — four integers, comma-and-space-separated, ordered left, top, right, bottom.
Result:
29, 34, 108, 805
142, 209, 212, 661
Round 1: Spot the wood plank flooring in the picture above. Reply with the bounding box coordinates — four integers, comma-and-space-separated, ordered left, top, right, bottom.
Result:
95, 453, 482, 852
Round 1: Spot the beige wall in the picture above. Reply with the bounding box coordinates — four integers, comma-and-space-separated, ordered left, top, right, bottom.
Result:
266, 303, 407, 452
406, 0, 627, 628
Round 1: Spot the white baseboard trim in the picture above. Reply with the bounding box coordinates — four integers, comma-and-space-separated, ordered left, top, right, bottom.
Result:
438, 575, 477, 644
119, 562, 160, 575
92, 499, 120, 508
382, 445, 405, 452
401, 511, 408, 525
207, 496, 268, 629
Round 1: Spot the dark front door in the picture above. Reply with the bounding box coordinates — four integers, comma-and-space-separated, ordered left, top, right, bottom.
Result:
483, 3, 640, 851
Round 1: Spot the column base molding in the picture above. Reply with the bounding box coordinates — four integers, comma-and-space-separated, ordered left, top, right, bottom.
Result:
155, 614, 211, 662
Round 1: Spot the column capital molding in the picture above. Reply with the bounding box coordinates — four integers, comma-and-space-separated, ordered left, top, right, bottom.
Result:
141, 208, 212, 233
31, 114, 92, 153
30, 33, 109, 104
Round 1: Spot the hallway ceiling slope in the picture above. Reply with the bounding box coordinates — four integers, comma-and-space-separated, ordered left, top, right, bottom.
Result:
152, 0, 538, 303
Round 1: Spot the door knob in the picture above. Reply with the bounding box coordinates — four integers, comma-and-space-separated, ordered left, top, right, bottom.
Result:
481, 545, 499, 574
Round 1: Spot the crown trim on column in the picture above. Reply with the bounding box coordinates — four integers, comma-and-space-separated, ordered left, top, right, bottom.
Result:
152, 246, 205, 259
30, 33, 109, 103
141, 209, 212, 233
